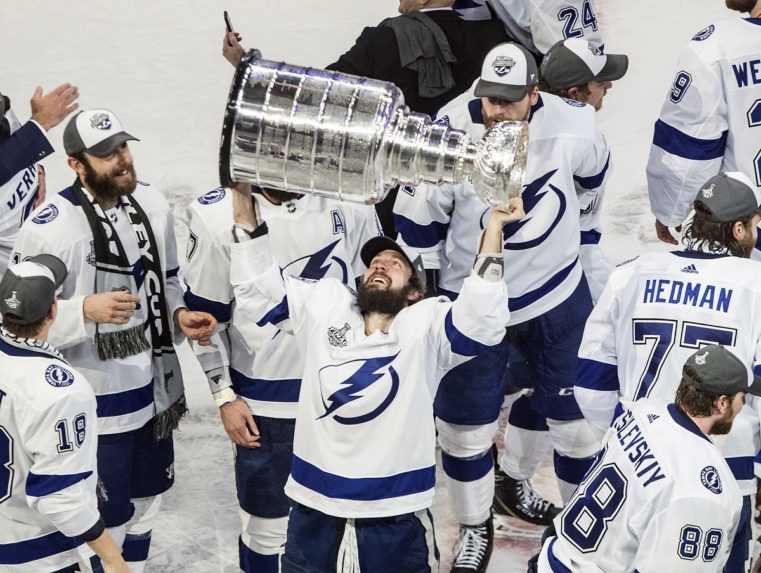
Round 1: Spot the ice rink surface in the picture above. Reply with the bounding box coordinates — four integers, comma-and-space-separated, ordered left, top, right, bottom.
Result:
1, 0, 741, 570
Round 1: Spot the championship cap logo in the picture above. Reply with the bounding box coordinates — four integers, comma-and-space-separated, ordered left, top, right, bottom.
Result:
701, 184, 715, 199
492, 56, 516, 77
4, 290, 20, 310
695, 352, 707, 365
90, 112, 112, 131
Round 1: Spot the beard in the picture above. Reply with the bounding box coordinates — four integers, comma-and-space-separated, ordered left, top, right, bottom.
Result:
82, 158, 137, 204
357, 279, 415, 316
709, 409, 735, 435
725, 0, 757, 11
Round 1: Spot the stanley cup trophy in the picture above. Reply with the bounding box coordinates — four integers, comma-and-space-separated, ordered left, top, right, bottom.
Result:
219, 50, 529, 206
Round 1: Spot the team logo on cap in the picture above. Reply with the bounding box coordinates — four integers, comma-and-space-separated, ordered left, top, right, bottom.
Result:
31, 204, 59, 224
198, 187, 226, 205
695, 352, 708, 365
45, 364, 75, 388
90, 112, 112, 131
700, 465, 722, 494
4, 290, 20, 310
492, 56, 516, 77
701, 184, 715, 199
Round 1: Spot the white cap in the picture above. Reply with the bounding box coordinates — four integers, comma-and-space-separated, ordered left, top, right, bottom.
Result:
63, 109, 139, 158
474, 43, 539, 102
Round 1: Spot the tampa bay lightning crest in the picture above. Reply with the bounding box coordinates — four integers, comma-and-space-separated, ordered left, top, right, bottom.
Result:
700, 465, 722, 494
317, 354, 400, 425
198, 187, 226, 205
282, 239, 348, 283
45, 364, 74, 387
32, 204, 59, 224
481, 169, 565, 250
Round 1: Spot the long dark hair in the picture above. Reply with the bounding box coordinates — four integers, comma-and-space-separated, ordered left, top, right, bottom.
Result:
681, 201, 755, 257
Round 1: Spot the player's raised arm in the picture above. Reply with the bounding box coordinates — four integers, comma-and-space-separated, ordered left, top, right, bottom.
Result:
228, 183, 318, 337
429, 198, 522, 370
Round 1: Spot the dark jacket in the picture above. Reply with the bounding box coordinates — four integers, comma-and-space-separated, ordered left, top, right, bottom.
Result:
327, 9, 508, 118
327, 9, 508, 235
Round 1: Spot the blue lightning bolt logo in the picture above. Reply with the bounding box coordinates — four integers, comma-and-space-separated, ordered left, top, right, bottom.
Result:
488, 169, 566, 251
282, 239, 348, 283
318, 353, 400, 425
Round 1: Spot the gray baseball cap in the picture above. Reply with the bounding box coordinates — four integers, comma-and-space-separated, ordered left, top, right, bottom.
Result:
474, 43, 539, 102
63, 109, 139, 158
541, 38, 629, 90
683, 345, 761, 397
695, 172, 761, 222
0, 255, 67, 325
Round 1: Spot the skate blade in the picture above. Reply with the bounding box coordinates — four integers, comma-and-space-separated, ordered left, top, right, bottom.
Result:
493, 514, 544, 540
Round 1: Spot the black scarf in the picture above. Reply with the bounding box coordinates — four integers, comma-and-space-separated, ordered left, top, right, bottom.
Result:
72, 180, 186, 437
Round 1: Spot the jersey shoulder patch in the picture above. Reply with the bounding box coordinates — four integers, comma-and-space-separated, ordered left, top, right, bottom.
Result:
700, 465, 722, 494
198, 187, 226, 205
31, 203, 59, 224
691, 24, 715, 42
44, 363, 75, 388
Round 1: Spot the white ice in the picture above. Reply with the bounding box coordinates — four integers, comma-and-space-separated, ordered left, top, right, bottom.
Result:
1, 0, 739, 570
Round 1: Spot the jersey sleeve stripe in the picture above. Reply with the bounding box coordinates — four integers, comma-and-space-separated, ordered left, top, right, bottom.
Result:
444, 309, 501, 357
231, 369, 301, 403
0, 530, 81, 565
546, 538, 573, 573
576, 359, 620, 391
290, 454, 436, 501
183, 287, 233, 323
255, 296, 290, 327
725, 456, 755, 481
652, 119, 728, 160
574, 153, 611, 190
393, 214, 449, 249
580, 230, 602, 245
25, 471, 93, 497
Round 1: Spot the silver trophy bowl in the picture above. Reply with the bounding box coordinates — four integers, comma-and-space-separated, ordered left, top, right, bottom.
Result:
220, 50, 528, 206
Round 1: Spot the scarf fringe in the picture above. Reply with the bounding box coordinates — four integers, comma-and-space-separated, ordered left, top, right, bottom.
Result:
153, 396, 189, 441
95, 323, 151, 360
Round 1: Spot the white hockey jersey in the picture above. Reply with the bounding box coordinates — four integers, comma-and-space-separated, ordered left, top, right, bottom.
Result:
576, 250, 761, 494
0, 117, 53, 276
394, 89, 610, 324
539, 400, 742, 573
11, 182, 186, 435
454, 0, 603, 56
647, 18, 761, 228
182, 187, 380, 418
0, 330, 100, 572
229, 233, 509, 518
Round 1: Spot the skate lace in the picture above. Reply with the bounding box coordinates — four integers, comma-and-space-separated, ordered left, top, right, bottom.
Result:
518, 480, 553, 514
453, 525, 489, 568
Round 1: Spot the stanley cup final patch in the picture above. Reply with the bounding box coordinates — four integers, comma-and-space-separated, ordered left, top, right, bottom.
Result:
492, 56, 516, 77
